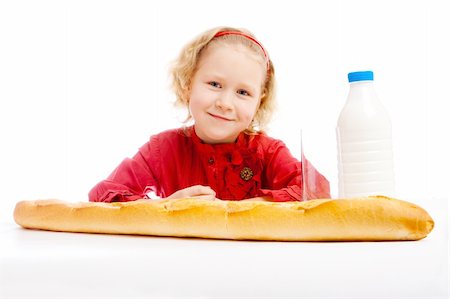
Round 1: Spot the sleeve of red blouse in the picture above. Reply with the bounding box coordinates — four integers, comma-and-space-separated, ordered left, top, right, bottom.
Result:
88, 139, 159, 203
258, 140, 330, 202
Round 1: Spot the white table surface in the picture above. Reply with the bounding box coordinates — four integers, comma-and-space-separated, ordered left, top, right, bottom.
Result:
1, 200, 448, 299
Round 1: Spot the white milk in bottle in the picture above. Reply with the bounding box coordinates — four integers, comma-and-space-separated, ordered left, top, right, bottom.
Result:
336, 71, 395, 198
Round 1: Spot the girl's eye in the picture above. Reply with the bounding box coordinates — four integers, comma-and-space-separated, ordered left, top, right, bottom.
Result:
237, 89, 251, 97
208, 81, 221, 88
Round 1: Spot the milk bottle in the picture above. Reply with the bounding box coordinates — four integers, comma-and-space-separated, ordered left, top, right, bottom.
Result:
336, 71, 395, 198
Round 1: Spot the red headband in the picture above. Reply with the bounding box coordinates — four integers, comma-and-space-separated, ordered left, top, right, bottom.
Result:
213, 31, 270, 71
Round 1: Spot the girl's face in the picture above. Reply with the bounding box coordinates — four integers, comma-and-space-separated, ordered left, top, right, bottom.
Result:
188, 44, 266, 144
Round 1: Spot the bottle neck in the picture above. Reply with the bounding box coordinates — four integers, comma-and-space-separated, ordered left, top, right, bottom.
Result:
349, 80, 374, 88
347, 80, 377, 102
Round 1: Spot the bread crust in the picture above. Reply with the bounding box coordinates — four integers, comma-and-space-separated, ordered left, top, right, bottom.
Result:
13, 196, 434, 241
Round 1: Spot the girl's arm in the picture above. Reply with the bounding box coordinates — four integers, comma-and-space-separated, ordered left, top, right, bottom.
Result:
89, 144, 217, 203
258, 141, 330, 202
88, 149, 158, 203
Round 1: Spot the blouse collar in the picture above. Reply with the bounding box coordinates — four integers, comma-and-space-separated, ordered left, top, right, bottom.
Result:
188, 125, 248, 156
187, 125, 246, 151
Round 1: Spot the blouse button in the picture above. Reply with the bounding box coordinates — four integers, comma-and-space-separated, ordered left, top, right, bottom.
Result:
240, 167, 253, 181
208, 157, 215, 164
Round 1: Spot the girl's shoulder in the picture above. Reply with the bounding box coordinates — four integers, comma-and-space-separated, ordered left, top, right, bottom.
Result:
247, 132, 287, 152
139, 127, 192, 154
248, 131, 285, 144
149, 127, 191, 142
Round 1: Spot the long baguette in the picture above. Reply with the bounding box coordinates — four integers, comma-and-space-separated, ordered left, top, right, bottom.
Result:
13, 196, 434, 241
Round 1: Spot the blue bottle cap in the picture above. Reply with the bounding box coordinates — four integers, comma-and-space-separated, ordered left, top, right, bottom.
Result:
348, 71, 373, 82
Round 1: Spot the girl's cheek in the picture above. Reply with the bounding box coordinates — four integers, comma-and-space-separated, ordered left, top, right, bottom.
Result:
241, 102, 259, 122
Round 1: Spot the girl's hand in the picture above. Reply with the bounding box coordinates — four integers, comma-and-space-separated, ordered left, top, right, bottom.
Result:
166, 185, 216, 201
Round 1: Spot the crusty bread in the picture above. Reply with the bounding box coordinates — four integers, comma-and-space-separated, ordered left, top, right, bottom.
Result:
13, 196, 434, 241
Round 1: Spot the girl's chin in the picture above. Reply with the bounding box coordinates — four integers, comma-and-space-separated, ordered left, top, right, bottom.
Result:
198, 129, 238, 144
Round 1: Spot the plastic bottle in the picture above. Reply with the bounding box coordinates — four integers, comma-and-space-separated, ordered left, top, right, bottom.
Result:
336, 70, 395, 198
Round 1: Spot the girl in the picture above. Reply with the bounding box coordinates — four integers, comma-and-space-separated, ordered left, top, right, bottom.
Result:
89, 26, 330, 203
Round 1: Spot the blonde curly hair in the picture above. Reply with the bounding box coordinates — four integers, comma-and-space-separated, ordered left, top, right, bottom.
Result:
170, 26, 276, 134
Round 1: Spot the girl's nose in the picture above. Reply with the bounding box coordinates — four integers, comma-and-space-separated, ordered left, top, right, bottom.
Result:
215, 90, 234, 110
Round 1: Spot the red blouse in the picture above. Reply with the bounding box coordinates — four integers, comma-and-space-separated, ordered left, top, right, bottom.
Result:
88, 126, 330, 202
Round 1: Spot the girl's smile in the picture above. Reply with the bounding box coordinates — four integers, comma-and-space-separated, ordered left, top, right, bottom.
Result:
207, 112, 233, 122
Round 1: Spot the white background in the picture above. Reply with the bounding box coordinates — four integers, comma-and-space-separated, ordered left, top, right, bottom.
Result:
0, 0, 449, 219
